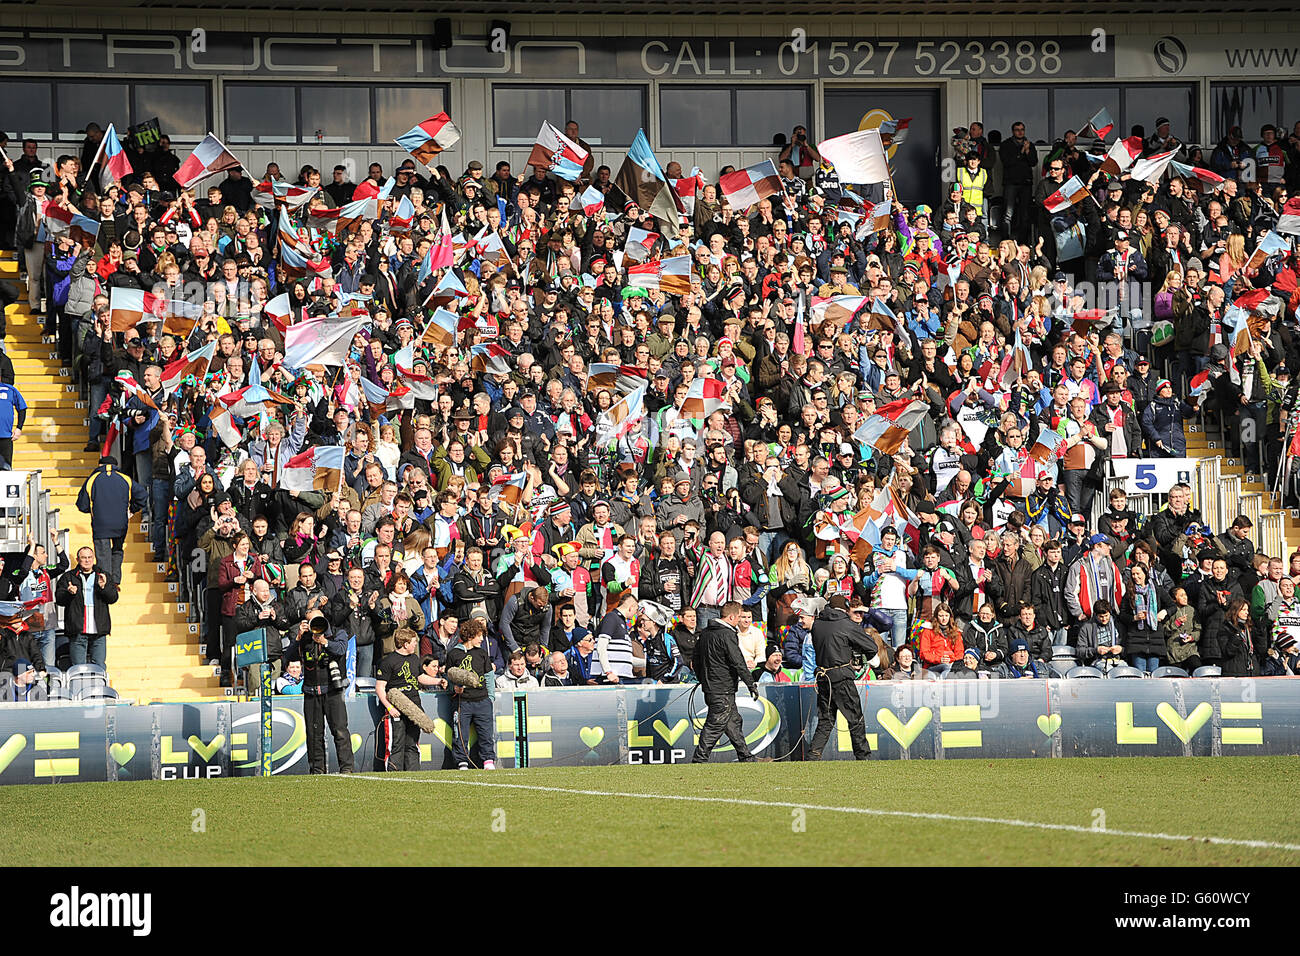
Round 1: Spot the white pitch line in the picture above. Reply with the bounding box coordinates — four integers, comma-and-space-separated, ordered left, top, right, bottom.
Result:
343, 775, 1300, 853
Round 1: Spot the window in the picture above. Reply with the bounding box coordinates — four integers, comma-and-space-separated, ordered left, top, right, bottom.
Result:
0, 82, 54, 139
375, 87, 445, 144
225, 85, 296, 144
225, 83, 448, 145
1213, 83, 1300, 142
492, 86, 646, 147
133, 84, 210, 140
982, 83, 1195, 146
660, 86, 810, 148
300, 86, 369, 144
56, 83, 129, 140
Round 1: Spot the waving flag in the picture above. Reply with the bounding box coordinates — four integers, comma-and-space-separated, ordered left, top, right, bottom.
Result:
719, 160, 782, 209
492, 471, 530, 508
208, 405, 242, 449
679, 377, 728, 420
864, 296, 901, 337
1188, 368, 1211, 399
863, 200, 893, 235
388, 194, 417, 234
424, 268, 468, 308
108, 287, 168, 332
0, 598, 42, 630
175, 133, 242, 189
92, 123, 133, 190
357, 377, 391, 420
263, 293, 292, 335
161, 339, 216, 394
1028, 427, 1065, 464
877, 117, 912, 150
470, 342, 512, 377
1247, 231, 1290, 270
419, 209, 454, 281
1169, 160, 1224, 188
115, 371, 159, 411
220, 378, 293, 419
1129, 149, 1177, 185
853, 396, 930, 456
1043, 175, 1090, 213
598, 383, 647, 444
1100, 136, 1144, 176
614, 129, 679, 229
420, 307, 460, 349
810, 295, 869, 333
1085, 107, 1115, 140
395, 112, 460, 165
624, 226, 659, 264
284, 314, 370, 369
579, 186, 606, 217
670, 168, 704, 218
1277, 197, 1300, 236
282, 445, 346, 494
627, 254, 691, 294
252, 179, 318, 211
817, 128, 889, 185
528, 121, 588, 181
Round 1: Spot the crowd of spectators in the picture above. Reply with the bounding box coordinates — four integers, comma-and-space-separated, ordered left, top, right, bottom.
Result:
1, 109, 1299, 694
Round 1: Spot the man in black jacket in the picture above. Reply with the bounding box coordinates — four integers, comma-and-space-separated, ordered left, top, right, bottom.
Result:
232, 578, 291, 676
691, 600, 759, 763
1030, 539, 1070, 645
499, 585, 552, 654
76, 456, 147, 587
1147, 483, 1204, 580
284, 612, 353, 774
807, 596, 877, 760
54, 547, 119, 668
329, 565, 380, 680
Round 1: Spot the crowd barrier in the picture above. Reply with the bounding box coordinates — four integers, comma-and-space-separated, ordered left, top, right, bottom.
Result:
0, 678, 1295, 784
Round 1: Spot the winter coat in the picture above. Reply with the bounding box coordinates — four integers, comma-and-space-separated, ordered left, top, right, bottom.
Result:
1140, 396, 1197, 456
1161, 604, 1201, 665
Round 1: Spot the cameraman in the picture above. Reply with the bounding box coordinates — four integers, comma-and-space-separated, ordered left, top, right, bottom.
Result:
286, 610, 354, 774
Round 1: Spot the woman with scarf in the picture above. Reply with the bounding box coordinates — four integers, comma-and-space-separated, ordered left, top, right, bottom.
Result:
1119, 562, 1169, 673
281, 512, 322, 567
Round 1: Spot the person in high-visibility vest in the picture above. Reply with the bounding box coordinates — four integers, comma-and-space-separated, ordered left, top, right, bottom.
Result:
956, 152, 989, 222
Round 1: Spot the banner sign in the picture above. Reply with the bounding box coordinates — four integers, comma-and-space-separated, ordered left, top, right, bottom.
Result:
0, 678, 1293, 783
0, 31, 1112, 81
1109, 457, 1196, 494
127, 117, 161, 150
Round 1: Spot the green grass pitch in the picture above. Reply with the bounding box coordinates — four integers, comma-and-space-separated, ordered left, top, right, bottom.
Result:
3, 757, 1296, 866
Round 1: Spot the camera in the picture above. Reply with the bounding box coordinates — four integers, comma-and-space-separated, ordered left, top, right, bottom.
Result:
327, 657, 347, 692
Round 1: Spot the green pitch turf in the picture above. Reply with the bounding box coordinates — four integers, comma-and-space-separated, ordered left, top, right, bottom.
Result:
3, 757, 1296, 866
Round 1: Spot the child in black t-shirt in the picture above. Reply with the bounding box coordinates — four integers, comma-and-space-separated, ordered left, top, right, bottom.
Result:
376, 628, 424, 772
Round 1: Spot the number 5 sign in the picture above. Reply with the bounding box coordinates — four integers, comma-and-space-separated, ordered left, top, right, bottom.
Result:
1109, 458, 1195, 494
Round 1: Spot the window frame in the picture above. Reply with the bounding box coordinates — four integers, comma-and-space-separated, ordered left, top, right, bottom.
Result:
30, 79, 213, 142
658, 84, 813, 148
223, 81, 450, 146
490, 84, 648, 148
981, 82, 1197, 146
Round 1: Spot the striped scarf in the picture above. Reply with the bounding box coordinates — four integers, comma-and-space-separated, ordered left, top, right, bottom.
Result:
689, 553, 730, 608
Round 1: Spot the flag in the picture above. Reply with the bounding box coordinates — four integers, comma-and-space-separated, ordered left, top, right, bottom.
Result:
1189, 368, 1211, 399
421, 307, 460, 350
1129, 149, 1177, 185
283, 314, 370, 369
395, 112, 461, 165
627, 255, 691, 295
810, 295, 869, 333
0, 598, 42, 630
388, 194, 417, 234
1277, 197, 1300, 236
877, 117, 912, 150
1247, 231, 1289, 270
817, 128, 889, 185
469, 343, 512, 377
718, 160, 782, 209
424, 268, 468, 308
528, 121, 588, 181
108, 287, 168, 332
1085, 107, 1115, 140
219, 380, 293, 419
280, 241, 332, 280
679, 377, 728, 420
598, 383, 647, 443
208, 405, 242, 449
613, 129, 679, 229
492, 471, 529, 508
252, 179, 317, 211
146, 297, 203, 338
175, 133, 242, 189
579, 186, 605, 217
357, 377, 391, 420
1169, 160, 1225, 187
1028, 427, 1064, 464
353, 176, 395, 204
1099, 136, 1143, 176
421, 209, 454, 280
624, 226, 659, 263
852, 396, 929, 456
864, 296, 901, 337
669, 168, 704, 218
40, 204, 100, 248
115, 371, 158, 411
263, 293, 291, 336
1043, 175, 1090, 213
97, 123, 133, 190
161, 339, 216, 394
862, 200, 893, 235
281, 446, 346, 494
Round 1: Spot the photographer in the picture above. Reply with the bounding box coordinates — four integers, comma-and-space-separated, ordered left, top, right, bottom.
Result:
286, 611, 354, 774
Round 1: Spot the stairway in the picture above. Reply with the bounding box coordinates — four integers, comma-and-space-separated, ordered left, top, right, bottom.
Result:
2, 254, 222, 702
1184, 423, 1295, 555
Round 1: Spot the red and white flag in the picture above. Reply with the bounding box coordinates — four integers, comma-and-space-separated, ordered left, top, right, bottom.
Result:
1276, 197, 1300, 236
109, 287, 169, 332
1043, 175, 1091, 213
627, 255, 692, 295
208, 405, 242, 449
394, 112, 461, 166
852, 396, 930, 456
1129, 149, 1177, 185
624, 226, 659, 263
719, 160, 782, 209
115, 370, 158, 411
492, 471, 530, 507
817, 128, 890, 185
161, 339, 216, 395
527, 121, 588, 181
281, 446, 346, 493
252, 179, 318, 211
1100, 136, 1143, 176
175, 133, 242, 189
679, 377, 729, 419
670, 168, 705, 217
810, 295, 868, 333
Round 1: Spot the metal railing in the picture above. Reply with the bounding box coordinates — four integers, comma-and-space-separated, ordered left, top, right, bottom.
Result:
1218, 474, 1241, 534
1260, 511, 1286, 560
1239, 492, 1263, 549
0, 470, 56, 550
